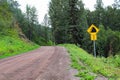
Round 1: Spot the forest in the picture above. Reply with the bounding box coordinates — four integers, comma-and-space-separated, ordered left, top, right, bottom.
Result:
0, 0, 120, 59
0, 0, 120, 79
49, 0, 120, 57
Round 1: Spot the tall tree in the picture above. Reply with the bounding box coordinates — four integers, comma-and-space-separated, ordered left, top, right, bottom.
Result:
94, 0, 104, 26
49, 0, 88, 45
42, 14, 50, 42
68, 0, 88, 45
68, 0, 79, 44
49, 0, 70, 44
113, 0, 120, 9
77, 0, 89, 48
25, 5, 38, 40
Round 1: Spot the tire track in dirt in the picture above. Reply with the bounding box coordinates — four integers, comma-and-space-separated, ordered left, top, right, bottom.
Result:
0, 46, 78, 80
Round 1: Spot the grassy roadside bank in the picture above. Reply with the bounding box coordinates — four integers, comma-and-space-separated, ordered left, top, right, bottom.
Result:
60, 44, 120, 80
0, 36, 39, 59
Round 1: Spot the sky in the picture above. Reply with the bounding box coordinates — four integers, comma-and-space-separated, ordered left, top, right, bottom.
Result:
17, 0, 114, 23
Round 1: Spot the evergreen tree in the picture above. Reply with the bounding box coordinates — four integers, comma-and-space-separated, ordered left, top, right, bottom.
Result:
68, 0, 79, 44
25, 5, 38, 40
113, 0, 120, 9
49, 0, 88, 45
49, 0, 69, 44
42, 14, 50, 42
94, 0, 104, 26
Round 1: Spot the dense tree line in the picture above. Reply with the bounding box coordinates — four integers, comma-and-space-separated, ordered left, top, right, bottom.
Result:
49, 0, 120, 57
0, 0, 52, 45
0, 0, 120, 57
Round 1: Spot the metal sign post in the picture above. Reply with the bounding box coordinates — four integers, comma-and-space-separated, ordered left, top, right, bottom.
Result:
93, 40, 96, 57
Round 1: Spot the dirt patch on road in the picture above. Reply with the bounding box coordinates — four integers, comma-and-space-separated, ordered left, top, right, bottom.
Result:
0, 46, 79, 80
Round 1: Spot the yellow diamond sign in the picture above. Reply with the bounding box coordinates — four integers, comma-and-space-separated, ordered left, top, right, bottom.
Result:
87, 24, 99, 41
87, 24, 99, 34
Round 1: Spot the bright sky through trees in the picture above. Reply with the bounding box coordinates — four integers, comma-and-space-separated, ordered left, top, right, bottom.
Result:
17, 0, 114, 23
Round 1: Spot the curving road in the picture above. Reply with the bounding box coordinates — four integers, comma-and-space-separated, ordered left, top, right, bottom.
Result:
0, 46, 79, 80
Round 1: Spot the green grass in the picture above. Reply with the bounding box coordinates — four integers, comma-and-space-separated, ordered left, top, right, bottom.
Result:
0, 28, 39, 59
0, 5, 39, 59
0, 36, 39, 59
60, 44, 120, 79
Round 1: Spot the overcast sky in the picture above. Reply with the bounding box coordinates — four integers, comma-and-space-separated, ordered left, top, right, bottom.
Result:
17, 0, 114, 23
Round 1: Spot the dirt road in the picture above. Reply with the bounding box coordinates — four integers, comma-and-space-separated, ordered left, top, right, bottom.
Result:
0, 46, 79, 80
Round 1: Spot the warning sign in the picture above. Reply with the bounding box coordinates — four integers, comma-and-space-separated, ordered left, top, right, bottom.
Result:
87, 24, 99, 41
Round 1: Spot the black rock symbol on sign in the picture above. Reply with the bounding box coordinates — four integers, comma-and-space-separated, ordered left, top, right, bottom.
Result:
91, 27, 96, 32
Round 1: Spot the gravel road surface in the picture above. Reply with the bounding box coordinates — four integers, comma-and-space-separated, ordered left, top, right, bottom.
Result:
0, 46, 79, 80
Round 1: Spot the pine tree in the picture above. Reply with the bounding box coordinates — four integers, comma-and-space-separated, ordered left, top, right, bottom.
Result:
49, 0, 88, 45
94, 0, 104, 25
113, 0, 120, 9
49, 0, 70, 44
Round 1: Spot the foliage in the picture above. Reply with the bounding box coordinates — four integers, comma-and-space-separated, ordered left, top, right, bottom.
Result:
61, 44, 120, 79
87, 3, 120, 31
49, 0, 120, 57
19, 5, 53, 46
113, 0, 120, 9
70, 51, 96, 80
49, 0, 88, 45
49, 0, 70, 44
97, 25, 120, 57
0, 0, 120, 58
0, 29, 39, 59
0, 0, 40, 59
0, 0, 53, 46
0, 0, 13, 33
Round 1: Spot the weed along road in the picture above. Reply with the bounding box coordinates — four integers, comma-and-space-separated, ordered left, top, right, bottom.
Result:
0, 46, 78, 80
